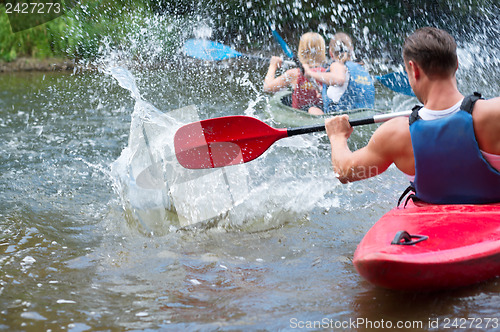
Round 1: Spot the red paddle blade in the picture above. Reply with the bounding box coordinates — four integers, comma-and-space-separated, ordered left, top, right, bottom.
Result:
174, 116, 288, 169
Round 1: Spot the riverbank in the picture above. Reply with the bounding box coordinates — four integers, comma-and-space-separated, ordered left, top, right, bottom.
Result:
0, 57, 75, 72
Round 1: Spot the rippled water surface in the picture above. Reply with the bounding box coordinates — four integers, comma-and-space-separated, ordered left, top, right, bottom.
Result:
1, 19, 500, 331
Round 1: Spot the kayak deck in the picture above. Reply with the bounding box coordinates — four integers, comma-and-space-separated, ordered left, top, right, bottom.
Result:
353, 201, 500, 291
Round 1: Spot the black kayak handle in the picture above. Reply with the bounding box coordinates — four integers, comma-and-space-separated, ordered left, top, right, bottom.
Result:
391, 230, 429, 245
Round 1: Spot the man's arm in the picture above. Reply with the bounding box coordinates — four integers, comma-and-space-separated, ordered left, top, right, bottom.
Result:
474, 97, 500, 155
326, 115, 412, 183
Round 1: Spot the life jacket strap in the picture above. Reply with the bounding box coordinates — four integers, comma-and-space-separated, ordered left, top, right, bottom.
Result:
397, 183, 420, 208
408, 105, 423, 125
408, 92, 483, 125
460, 92, 482, 114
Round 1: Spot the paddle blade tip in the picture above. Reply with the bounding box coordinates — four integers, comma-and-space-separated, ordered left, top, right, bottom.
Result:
174, 116, 288, 169
174, 122, 246, 169
183, 39, 242, 61
376, 72, 416, 97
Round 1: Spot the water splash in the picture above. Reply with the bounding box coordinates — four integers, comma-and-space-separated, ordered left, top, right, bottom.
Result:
93, 1, 499, 236
105, 64, 344, 235
106, 67, 142, 101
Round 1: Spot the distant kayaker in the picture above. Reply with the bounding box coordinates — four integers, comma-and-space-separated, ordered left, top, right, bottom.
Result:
325, 27, 500, 204
303, 32, 375, 115
264, 32, 326, 113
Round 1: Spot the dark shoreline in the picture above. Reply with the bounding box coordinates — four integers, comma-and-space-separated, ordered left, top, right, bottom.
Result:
0, 57, 76, 73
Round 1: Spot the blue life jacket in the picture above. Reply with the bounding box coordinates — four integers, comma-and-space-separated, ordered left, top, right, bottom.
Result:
409, 93, 500, 204
322, 61, 375, 113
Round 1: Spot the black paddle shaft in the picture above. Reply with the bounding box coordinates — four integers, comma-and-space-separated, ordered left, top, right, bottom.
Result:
286, 117, 376, 137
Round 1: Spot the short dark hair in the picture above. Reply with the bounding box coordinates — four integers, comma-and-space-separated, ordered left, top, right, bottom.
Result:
403, 27, 457, 78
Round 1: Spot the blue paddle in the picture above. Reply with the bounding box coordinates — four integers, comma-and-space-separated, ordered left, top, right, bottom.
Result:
375, 72, 416, 97
183, 39, 295, 65
269, 25, 295, 60
269, 24, 304, 72
268, 25, 415, 97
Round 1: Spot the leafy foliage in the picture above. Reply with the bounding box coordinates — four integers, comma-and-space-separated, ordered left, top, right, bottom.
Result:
0, 0, 497, 62
0, 0, 154, 62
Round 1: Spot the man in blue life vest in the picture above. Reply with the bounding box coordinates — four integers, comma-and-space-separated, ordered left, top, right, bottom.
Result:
325, 27, 500, 204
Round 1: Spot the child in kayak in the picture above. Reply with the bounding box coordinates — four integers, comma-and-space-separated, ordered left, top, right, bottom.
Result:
303, 32, 375, 115
263, 32, 326, 112
325, 27, 500, 204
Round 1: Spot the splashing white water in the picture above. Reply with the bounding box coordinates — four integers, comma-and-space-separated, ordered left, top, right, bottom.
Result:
108, 67, 254, 234
107, 66, 340, 235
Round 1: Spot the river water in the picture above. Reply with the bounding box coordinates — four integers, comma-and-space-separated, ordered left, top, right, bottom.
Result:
1, 18, 500, 332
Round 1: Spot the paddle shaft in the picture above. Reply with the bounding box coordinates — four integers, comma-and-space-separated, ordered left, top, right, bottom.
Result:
287, 110, 412, 137
174, 110, 412, 169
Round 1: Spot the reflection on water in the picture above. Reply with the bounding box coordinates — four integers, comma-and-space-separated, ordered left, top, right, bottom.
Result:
353, 280, 500, 331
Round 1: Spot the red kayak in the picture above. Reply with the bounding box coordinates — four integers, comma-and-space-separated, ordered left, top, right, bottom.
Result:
353, 200, 500, 291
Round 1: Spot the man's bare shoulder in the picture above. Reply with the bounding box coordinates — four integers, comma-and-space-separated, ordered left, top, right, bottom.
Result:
372, 116, 411, 141
473, 97, 500, 154
472, 98, 500, 132
369, 116, 411, 155
474, 97, 500, 117
367, 115, 414, 174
